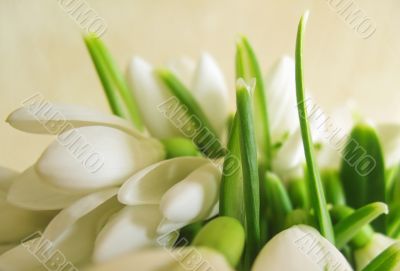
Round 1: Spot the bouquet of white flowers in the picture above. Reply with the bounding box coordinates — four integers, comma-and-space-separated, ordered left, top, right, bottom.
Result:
1, 11, 400, 271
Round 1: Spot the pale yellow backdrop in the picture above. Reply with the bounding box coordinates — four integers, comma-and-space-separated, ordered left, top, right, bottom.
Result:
0, 0, 399, 170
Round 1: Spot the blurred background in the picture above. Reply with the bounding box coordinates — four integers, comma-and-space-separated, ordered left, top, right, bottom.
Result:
0, 0, 399, 170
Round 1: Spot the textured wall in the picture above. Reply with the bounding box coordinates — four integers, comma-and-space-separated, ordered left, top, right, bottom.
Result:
0, 0, 399, 170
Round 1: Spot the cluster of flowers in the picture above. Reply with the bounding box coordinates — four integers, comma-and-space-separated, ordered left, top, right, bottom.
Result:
1, 13, 400, 271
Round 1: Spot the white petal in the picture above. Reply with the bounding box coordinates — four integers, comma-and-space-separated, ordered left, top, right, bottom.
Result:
0, 243, 16, 255
6, 103, 146, 139
0, 189, 56, 243
272, 128, 305, 179
0, 237, 44, 271
85, 247, 233, 271
127, 57, 181, 139
160, 163, 221, 223
36, 126, 165, 191
157, 218, 188, 235
0, 189, 122, 270
93, 205, 176, 263
0, 166, 18, 191
7, 167, 85, 210
252, 225, 353, 271
265, 56, 299, 143
166, 57, 195, 87
43, 188, 119, 240
190, 53, 230, 135
118, 157, 209, 205
376, 123, 400, 168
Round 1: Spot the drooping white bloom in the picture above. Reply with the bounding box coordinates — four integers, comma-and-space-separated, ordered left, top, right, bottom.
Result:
0, 189, 121, 270
127, 53, 230, 139
85, 247, 233, 271
0, 167, 56, 245
252, 225, 353, 271
6, 104, 165, 210
354, 233, 396, 270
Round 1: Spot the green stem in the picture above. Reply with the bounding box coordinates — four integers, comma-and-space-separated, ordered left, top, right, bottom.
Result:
295, 11, 335, 243
236, 79, 261, 267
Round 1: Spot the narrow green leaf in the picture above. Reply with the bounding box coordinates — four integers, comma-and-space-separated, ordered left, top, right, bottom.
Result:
362, 242, 400, 271
387, 203, 400, 239
84, 33, 144, 131
236, 37, 272, 169
236, 79, 261, 267
339, 123, 386, 232
220, 114, 244, 223
84, 35, 126, 118
334, 202, 388, 249
157, 69, 223, 158
295, 11, 335, 243
263, 172, 293, 235
192, 217, 245, 267
330, 205, 374, 249
387, 165, 400, 204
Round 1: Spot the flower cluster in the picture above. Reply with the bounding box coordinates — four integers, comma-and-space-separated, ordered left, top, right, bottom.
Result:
1, 12, 400, 271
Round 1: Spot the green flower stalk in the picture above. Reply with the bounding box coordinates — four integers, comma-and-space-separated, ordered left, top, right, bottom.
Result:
295, 11, 335, 243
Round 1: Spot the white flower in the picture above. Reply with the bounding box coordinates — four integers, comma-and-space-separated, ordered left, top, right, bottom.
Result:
354, 233, 396, 270
127, 53, 230, 139
1, 104, 222, 269
252, 225, 353, 271
85, 247, 233, 271
0, 167, 55, 247
6, 104, 165, 210
91, 157, 220, 263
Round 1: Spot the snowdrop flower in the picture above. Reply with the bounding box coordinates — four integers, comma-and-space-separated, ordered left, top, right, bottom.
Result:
3, 102, 222, 268
0, 188, 122, 270
6, 104, 165, 210
0, 167, 55, 250
252, 225, 353, 271
127, 53, 230, 139
354, 233, 396, 270
85, 247, 233, 271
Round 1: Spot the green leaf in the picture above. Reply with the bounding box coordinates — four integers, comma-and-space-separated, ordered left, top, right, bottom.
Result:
321, 169, 346, 206
157, 69, 223, 158
84, 33, 144, 131
339, 123, 386, 232
236, 79, 261, 267
160, 137, 201, 158
236, 37, 272, 169
330, 205, 374, 249
192, 217, 245, 267
263, 172, 293, 235
334, 202, 388, 249
362, 242, 400, 271
295, 11, 335, 243
220, 114, 244, 224
387, 203, 400, 239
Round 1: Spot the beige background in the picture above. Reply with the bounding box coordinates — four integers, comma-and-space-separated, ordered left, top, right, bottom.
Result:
0, 0, 399, 171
